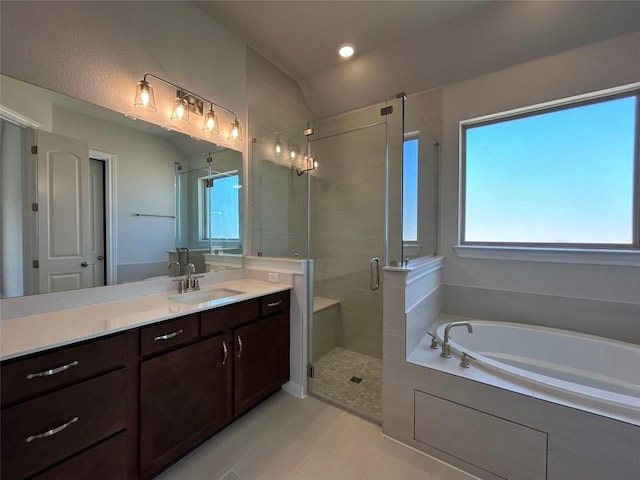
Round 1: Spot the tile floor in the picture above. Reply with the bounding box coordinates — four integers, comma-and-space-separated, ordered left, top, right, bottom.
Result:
155, 390, 479, 480
311, 347, 382, 422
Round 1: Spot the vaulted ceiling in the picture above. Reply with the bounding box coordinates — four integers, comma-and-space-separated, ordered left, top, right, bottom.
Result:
196, 1, 640, 117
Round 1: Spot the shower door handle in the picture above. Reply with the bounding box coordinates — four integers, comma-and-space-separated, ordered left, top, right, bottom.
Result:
369, 257, 380, 291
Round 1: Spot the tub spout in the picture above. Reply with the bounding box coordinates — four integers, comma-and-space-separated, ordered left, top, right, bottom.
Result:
440, 322, 474, 359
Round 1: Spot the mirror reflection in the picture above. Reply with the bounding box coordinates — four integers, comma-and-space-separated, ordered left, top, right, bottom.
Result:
0, 75, 243, 299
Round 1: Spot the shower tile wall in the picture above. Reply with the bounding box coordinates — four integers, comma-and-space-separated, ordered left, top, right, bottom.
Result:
253, 159, 308, 258
311, 122, 387, 359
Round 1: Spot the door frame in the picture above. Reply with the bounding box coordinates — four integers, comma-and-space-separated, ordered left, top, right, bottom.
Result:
89, 150, 117, 285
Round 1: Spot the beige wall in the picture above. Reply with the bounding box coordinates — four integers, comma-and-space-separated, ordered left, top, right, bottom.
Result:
52, 106, 184, 282
438, 32, 640, 340
1, 1, 246, 152
246, 47, 313, 258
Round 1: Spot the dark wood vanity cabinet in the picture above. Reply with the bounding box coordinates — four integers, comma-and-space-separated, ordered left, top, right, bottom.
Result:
0, 332, 134, 480
139, 292, 290, 478
140, 332, 233, 479
234, 292, 290, 416
0, 288, 290, 480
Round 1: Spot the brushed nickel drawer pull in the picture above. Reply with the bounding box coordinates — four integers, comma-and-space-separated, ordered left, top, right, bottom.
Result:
154, 329, 183, 341
222, 340, 228, 365
267, 300, 282, 308
26, 360, 79, 380
237, 336, 243, 358
26, 416, 78, 442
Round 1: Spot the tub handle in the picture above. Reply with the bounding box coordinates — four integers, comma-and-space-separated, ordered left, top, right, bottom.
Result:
426, 333, 439, 349
460, 352, 476, 368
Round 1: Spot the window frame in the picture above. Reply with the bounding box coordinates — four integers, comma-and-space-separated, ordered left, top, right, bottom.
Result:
197, 170, 241, 242
459, 83, 640, 252
402, 134, 419, 244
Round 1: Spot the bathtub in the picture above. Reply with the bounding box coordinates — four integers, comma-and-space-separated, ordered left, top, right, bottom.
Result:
435, 321, 640, 421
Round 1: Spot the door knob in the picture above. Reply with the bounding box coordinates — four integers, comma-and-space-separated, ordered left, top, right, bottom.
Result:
97, 255, 104, 261
81, 262, 88, 267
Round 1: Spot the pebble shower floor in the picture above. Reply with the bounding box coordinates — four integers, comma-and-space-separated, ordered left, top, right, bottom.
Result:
311, 346, 382, 421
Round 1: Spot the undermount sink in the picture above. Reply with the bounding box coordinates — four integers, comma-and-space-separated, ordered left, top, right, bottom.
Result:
169, 288, 245, 305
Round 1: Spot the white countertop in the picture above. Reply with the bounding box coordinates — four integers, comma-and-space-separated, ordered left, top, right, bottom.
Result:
0, 279, 290, 362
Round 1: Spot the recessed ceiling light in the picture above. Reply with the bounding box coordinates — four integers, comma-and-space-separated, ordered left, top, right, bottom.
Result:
338, 44, 355, 59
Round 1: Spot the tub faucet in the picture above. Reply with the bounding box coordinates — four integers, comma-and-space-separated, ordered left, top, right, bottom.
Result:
440, 322, 474, 359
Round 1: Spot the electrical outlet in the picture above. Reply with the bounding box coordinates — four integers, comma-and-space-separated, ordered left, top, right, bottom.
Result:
268, 272, 279, 282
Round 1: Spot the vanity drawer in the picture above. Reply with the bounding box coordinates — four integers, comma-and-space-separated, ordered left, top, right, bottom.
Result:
260, 291, 290, 317
1, 333, 128, 406
1, 368, 127, 480
201, 298, 259, 335
32, 431, 128, 480
140, 314, 199, 357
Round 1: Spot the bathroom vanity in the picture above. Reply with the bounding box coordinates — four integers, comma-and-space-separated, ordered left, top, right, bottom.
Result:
0, 282, 290, 480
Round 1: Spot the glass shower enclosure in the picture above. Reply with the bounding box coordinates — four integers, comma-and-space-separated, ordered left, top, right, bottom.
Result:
174, 147, 244, 275
251, 96, 438, 422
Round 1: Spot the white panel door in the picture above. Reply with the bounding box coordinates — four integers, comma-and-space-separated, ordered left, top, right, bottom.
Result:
36, 130, 92, 293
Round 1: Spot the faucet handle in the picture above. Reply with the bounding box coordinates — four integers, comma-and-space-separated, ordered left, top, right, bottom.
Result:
172, 277, 186, 293
460, 351, 476, 368
426, 332, 439, 349
190, 275, 204, 291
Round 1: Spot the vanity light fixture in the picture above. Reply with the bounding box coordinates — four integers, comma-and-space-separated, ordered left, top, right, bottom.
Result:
170, 92, 190, 123
294, 125, 318, 175
133, 73, 241, 140
288, 143, 299, 161
228, 118, 242, 142
295, 155, 318, 176
134, 79, 157, 111
274, 136, 283, 156
203, 105, 219, 134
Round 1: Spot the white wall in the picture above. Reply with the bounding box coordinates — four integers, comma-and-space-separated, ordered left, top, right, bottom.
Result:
0, 120, 25, 297
0, 1, 246, 152
439, 32, 640, 341
52, 107, 183, 274
0, 75, 53, 131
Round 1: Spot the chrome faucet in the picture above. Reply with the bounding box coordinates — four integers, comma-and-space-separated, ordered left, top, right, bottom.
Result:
167, 261, 181, 277
440, 322, 474, 358
184, 263, 203, 292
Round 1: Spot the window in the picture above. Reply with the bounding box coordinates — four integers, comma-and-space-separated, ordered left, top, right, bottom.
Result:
403, 138, 419, 242
461, 88, 639, 249
199, 172, 240, 240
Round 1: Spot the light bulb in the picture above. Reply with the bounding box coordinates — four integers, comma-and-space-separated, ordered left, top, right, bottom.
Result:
203, 108, 219, 133
228, 119, 242, 141
274, 138, 283, 155
134, 79, 156, 111
171, 97, 189, 123
338, 44, 355, 58
140, 89, 149, 106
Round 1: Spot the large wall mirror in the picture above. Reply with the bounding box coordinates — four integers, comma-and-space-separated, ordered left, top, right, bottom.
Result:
0, 75, 243, 299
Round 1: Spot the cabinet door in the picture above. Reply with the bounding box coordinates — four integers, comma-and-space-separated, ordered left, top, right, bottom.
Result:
234, 311, 289, 416
139, 334, 232, 479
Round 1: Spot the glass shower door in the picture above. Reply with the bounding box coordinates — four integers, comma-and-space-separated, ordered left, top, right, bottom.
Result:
308, 102, 392, 422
